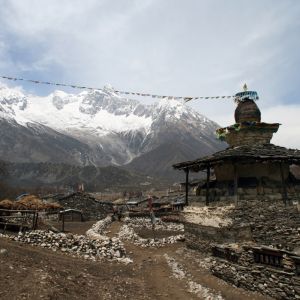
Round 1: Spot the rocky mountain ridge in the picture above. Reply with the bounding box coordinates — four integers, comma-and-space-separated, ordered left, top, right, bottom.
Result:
0, 83, 225, 180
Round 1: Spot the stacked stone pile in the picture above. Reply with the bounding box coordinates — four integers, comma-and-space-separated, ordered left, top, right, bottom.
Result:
118, 224, 184, 247
124, 217, 184, 232
119, 217, 185, 247
10, 230, 128, 262
86, 216, 112, 240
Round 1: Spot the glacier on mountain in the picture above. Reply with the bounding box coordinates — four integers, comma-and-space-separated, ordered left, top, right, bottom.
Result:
0, 83, 223, 170
0, 83, 208, 137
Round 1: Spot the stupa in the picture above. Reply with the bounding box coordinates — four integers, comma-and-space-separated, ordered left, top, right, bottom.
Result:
173, 85, 300, 205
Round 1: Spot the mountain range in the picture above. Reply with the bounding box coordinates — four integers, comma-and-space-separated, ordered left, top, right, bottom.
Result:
0, 83, 225, 184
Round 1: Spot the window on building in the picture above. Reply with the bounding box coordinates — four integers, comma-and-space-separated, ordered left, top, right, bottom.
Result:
253, 249, 283, 268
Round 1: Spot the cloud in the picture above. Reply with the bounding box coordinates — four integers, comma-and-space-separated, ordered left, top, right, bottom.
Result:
200, 103, 300, 149
263, 105, 300, 149
0, 0, 299, 148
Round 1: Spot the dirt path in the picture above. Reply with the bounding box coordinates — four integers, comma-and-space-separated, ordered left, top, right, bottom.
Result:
106, 221, 272, 300
0, 237, 144, 300
108, 221, 195, 299
0, 220, 273, 300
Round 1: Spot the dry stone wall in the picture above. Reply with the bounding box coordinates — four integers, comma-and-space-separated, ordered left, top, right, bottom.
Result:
184, 199, 300, 253
118, 217, 184, 248
183, 200, 300, 299
2, 230, 128, 262
210, 244, 300, 300
184, 222, 251, 252
229, 200, 300, 252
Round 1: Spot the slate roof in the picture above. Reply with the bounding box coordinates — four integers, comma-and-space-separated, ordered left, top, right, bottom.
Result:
173, 144, 300, 172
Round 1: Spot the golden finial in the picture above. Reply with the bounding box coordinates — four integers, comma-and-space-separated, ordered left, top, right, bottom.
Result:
243, 83, 248, 91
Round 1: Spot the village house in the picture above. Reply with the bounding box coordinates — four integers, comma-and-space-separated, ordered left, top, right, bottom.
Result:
56, 192, 113, 220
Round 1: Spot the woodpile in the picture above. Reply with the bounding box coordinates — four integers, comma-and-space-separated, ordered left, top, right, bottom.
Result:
0, 195, 62, 211
0, 199, 16, 209
16, 195, 45, 210
44, 202, 63, 210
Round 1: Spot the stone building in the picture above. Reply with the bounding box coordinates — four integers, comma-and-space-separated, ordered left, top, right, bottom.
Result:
57, 192, 112, 220
173, 86, 300, 299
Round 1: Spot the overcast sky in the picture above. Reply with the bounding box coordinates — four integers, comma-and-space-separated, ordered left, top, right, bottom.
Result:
0, 0, 300, 147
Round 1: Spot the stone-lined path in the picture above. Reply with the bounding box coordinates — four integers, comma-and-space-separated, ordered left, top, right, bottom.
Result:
106, 220, 272, 300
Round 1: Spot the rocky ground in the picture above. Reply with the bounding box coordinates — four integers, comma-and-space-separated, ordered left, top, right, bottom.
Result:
0, 217, 273, 300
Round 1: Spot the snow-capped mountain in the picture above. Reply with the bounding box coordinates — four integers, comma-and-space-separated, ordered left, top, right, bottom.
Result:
0, 83, 225, 180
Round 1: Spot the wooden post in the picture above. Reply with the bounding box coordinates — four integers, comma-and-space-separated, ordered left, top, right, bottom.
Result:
3, 221, 7, 234
32, 212, 36, 230
280, 162, 288, 206
35, 212, 39, 229
185, 168, 189, 206
206, 166, 210, 206
233, 164, 238, 206
62, 213, 65, 232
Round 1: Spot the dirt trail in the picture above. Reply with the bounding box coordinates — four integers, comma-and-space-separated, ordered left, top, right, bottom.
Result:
106, 221, 272, 300
108, 221, 196, 299
0, 220, 273, 300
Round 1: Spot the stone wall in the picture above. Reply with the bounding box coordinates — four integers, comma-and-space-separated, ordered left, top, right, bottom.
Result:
230, 200, 300, 253
184, 199, 300, 253
210, 244, 300, 300
184, 222, 252, 252
183, 196, 300, 298
184, 199, 300, 298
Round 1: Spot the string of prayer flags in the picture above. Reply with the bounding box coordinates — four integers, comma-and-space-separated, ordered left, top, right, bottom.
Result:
0, 75, 235, 103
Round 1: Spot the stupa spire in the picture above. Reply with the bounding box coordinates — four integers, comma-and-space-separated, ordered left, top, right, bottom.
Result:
216, 86, 279, 147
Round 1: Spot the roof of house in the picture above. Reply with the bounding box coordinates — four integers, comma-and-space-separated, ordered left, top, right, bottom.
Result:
126, 198, 148, 205
59, 208, 83, 215
173, 144, 300, 172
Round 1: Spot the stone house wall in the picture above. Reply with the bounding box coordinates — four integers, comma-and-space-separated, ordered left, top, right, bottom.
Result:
196, 185, 300, 204
58, 192, 112, 220
214, 162, 289, 181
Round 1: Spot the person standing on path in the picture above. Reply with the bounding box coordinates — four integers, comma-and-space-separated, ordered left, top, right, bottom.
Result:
148, 195, 156, 238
